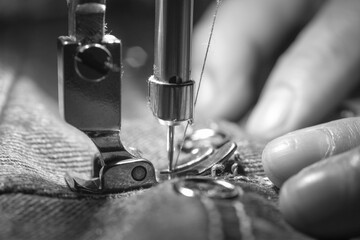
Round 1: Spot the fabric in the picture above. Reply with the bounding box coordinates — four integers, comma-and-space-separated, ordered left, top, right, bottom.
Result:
0, 66, 317, 240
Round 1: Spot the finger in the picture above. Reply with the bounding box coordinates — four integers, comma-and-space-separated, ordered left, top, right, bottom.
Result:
262, 117, 360, 187
279, 146, 360, 238
246, 0, 360, 139
192, 0, 323, 120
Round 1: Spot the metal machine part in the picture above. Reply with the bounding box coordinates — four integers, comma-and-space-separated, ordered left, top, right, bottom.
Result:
158, 127, 230, 177
173, 177, 241, 199
65, 158, 156, 193
59, 0, 239, 194
159, 128, 246, 180
159, 127, 238, 179
179, 128, 231, 153
171, 147, 215, 172
58, 0, 156, 193
161, 142, 237, 177
148, 0, 195, 172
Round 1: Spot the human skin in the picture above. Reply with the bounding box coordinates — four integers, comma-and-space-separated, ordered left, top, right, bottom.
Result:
192, 0, 360, 238
263, 118, 360, 238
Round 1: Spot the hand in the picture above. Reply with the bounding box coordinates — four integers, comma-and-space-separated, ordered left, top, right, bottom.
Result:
192, 0, 360, 140
193, 0, 360, 238
262, 117, 360, 238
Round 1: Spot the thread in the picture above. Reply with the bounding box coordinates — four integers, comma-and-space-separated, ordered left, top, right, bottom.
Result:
174, 0, 223, 169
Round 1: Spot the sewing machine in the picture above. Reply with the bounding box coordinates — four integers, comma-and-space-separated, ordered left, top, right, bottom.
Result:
58, 0, 238, 194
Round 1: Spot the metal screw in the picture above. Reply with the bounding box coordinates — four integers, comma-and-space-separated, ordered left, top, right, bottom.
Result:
75, 43, 113, 82
131, 166, 147, 181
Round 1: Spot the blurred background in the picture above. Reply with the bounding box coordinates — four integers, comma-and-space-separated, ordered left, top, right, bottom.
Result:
0, 0, 212, 117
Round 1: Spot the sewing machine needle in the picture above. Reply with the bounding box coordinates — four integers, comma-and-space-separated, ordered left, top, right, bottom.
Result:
149, 0, 195, 177
167, 125, 175, 172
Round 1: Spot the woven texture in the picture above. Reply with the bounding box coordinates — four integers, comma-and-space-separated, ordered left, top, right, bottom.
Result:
0, 70, 315, 240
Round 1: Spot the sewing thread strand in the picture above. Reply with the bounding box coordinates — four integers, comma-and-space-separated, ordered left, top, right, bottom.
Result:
174, 0, 223, 168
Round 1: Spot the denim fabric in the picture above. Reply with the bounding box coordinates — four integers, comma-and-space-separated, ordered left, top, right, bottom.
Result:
0, 73, 315, 240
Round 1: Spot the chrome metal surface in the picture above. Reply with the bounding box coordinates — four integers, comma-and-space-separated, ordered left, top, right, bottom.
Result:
60, 0, 157, 193
58, 36, 121, 132
101, 159, 156, 192
65, 158, 156, 193
177, 142, 237, 176
149, 0, 195, 174
75, 43, 113, 82
167, 126, 175, 172
180, 128, 230, 153
149, 0, 195, 123
85, 131, 136, 177
148, 76, 194, 124
65, 173, 101, 193
173, 147, 215, 172
154, 0, 193, 84
59, 0, 121, 132
161, 142, 237, 178
160, 147, 214, 174
173, 177, 241, 199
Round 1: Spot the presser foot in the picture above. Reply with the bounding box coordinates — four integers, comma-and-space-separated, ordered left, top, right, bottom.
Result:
65, 131, 157, 194
65, 158, 157, 194
58, 1, 158, 194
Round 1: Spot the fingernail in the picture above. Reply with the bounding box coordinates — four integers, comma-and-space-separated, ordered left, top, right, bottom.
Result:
262, 129, 335, 187
246, 87, 293, 139
262, 138, 295, 187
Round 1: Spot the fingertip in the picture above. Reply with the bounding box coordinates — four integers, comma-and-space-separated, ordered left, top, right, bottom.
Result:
194, 67, 255, 121
262, 140, 289, 187
278, 180, 302, 229
279, 150, 360, 238
213, 78, 254, 121
279, 166, 343, 238
261, 122, 360, 188
279, 168, 339, 238
246, 86, 295, 140
279, 176, 311, 236
261, 132, 321, 187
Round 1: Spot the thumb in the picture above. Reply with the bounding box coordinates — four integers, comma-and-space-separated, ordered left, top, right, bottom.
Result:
279, 146, 360, 239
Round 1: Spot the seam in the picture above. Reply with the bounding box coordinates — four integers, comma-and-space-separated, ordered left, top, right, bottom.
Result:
233, 200, 255, 240
199, 197, 224, 240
